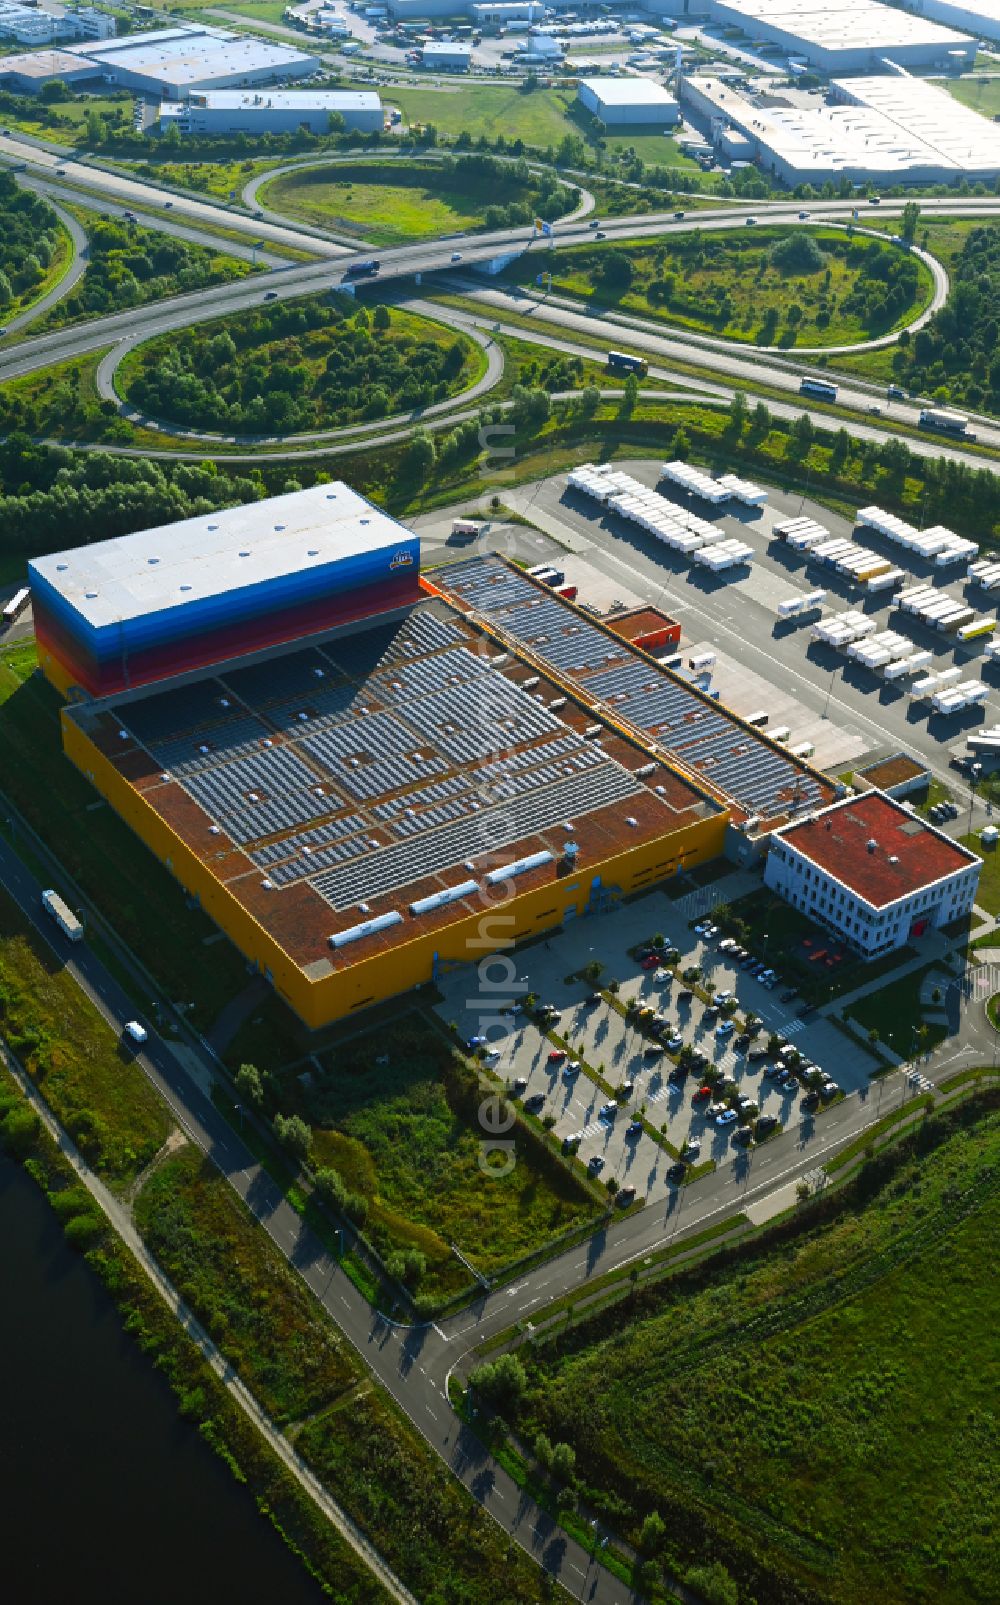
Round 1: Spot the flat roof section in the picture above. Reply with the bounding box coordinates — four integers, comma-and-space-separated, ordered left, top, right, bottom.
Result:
433, 556, 835, 832
776, 792, 978, 908
188, 89, 381, 111
853, 754, 930, 792
578, 75, 677, 106
67, 596, 718, 974
712, 0, 972, 53
30, 484, 413, 633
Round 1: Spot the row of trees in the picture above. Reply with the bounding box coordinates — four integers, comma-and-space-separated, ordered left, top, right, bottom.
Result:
886, 223, 1000, 408
0, 172, 63, 311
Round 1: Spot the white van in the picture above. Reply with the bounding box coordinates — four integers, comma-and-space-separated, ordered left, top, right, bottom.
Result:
124, 1020, 148, 1045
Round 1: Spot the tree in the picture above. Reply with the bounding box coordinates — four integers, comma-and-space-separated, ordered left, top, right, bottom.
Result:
768, 232, 824, 274
619, 370, 639, 416
672, 426, 691, 460
314, 1166, 347, 1209
868, 1027, 880, 1048
0, 271, 11, 307
387, 1248, 426, 1287
40, 78, 69, 103
550, 1440, 576, 1481
727, 388, 748, 435
273, 1111, 311, 1160
594, 250, 633, 292
639, 1510, 666, 1555
534, 1431, 554, 1470
579, 383, 601, 419
900, 200, 921, 242
235, 1062, 265, 1109
685, 1560, 738, 1605
372, 303, 390, 332
468, 1352, 528, 1412
397, 427, 436, 486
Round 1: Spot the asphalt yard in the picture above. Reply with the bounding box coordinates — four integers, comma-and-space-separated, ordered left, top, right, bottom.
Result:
434, 873, 879, 1204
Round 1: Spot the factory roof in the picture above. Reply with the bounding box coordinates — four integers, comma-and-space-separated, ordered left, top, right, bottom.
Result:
774, 792, 978, 908
71, 24, 315, 85
68, 592, 717, 968
0, 46, 95, 77
713, 0, 972, 53
30, 484, 413, 632
186, 88, 381, 110
578, 75, 676, 106
681, 73, 1000, 181
421, 39, 472, 54
433, 556, 835, 832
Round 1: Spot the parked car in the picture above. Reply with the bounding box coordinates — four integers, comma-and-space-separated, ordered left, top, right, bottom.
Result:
627, 1118, 644, 1138
586, 992, 602, 1005
820, 1081, 841, 1099
525, 1092, 545, 1112
589, 1154, 605, 1173
748, 1047, 769, 1063
562, 1061, 581, 1080
667, 1162, 687, 1183
641, 955, 659, 970
618, 1080, 635, 1098
694, 1084, 713, 1101
617, 1185, 636, 1206
548, 1049, 566, 1065
682, 1138, 701, 1158
644, 1043, 665, 1058
716, 1108, 738, 1126
755, 1114, 778, 1135
512, 1077, 528, 1093
667, 1034, 684, 1051
780, 988, 798, 1003
600, 1102, 618, 1121
677, 988, 693, 1002
732, 1126, 754, 1146
802, 1091, 820, 1111
716, 1019, 736, 1037
708, 1101, 728, 1119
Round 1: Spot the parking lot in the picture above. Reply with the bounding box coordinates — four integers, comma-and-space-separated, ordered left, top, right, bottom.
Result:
435, 876, 878, 1205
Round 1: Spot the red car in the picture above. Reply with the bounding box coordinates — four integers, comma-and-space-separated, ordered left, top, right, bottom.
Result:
547, 1049, 566, 1065
640, 955, 659, 971
693, 1085, 713, 1101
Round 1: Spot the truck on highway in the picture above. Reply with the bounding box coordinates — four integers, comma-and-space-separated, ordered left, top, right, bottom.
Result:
343, 259, 380, 279
41, 887, 83, 942
607, 350, 648, 376
2, 586, 30, 626
919, 407, 969, 436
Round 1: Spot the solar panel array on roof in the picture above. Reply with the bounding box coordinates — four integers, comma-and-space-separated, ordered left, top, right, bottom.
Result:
439, 556, 828, 823
115, 600, 648, 906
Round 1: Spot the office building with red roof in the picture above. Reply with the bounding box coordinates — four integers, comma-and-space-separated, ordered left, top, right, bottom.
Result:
765, 790, 980, 957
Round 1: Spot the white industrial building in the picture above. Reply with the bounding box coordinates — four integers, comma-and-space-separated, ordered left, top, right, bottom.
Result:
470, 1, 545, 23
709, 0, 975, 72
159, 88, 383, 137
0, 24, 321, 99
419, 39, 472, 68
765, 792, 980, 959
680, 73, 1000, 185
578, 76, 680, 127
0, 2, 113, 45
908, 0, 1000, 44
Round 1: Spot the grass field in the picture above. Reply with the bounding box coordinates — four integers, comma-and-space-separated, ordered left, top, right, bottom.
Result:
386, 82, 581, 147
290, 1015, 600, 1299
133, 1135, 580, 1603
1, 94, 131, 147
509, 226, 933, 348
128, 155, 285, 202
258, 157, 558, 245
0, 653, 251, 1031
0, 883, 170, 1188
518, 1105, 1000, 1605
959, 833, 997, 912
942, 74, 1000, 120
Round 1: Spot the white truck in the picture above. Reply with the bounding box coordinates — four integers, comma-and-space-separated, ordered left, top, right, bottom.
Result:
41, 888, 83, 942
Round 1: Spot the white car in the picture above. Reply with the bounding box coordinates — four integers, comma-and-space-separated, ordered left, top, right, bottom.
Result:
124, 1020, 148, 1044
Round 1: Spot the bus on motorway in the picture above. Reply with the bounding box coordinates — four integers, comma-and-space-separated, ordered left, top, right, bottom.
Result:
799, 375, 838, 402
607, 351, 648, 377
2, 587, 29, 626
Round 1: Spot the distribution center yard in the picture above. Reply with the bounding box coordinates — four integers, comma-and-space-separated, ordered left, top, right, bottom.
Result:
516, 1106, 1000, 1605
515, 227, 933, 347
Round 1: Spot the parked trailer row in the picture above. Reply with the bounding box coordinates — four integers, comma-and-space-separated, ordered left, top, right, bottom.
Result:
774, 516, 829, 548
715, 472, 768, 507
567, 465, 753, 577
811, 609, 878, 647
967, 560, 1000, 592
931, 682, 988, 715
777, 588, 826, 619
856, 505, 978, 566
658, 460, 729, 505
883, 651, 932, 682
894, 587, 977, 632
865, 566, 906, 594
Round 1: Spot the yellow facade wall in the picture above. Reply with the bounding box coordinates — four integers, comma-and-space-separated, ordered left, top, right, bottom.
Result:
62, 710, 727, 1030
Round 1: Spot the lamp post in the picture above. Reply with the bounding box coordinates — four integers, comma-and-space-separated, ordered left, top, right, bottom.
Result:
968, 762, 982, 838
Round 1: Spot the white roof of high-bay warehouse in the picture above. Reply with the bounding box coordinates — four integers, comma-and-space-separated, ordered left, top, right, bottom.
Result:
912, 0, 1000, 44
709, 0, 974, 70
679, 73, 1000, 185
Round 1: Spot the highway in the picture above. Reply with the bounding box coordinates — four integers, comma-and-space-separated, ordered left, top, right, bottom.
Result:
5, 151, 1000, 463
